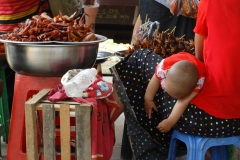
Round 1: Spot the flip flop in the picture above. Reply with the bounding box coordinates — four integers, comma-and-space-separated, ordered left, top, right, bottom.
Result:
55, 140, 76, 153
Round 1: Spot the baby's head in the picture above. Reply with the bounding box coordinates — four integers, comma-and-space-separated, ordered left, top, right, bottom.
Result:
165, 60, 198, 99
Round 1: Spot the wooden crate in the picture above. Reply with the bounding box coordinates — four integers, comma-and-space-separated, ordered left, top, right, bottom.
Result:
25, 89, 92, 160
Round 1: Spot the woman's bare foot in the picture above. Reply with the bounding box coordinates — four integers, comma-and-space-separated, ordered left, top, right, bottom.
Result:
70, 140, 76, 148
205, 149, 211, 160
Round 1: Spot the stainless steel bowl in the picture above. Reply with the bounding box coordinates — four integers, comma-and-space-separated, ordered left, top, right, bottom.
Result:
3, 34, 107, 76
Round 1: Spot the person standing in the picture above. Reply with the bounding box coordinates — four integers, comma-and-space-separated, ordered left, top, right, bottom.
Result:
0, 0, 51, 34
192, 0, 240, 119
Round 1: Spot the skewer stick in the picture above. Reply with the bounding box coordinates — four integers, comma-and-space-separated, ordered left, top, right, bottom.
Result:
144, 18, 150, 32
155, 26, 159, 34
154, 25, 159, 38
145, 18, 150, 30
143, 15, 148, 32
145, 14, 148, 23
180, 34, 186, 39
170, 26, 176, 34
164, 28, 170, 33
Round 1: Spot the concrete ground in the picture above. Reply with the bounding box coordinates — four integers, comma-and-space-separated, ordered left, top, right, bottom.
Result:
104, 74, 125, 160
0, 137, 7, 159
111, 113, 125, 160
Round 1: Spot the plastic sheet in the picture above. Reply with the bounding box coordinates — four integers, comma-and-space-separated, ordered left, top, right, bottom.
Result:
131, 21, 160, 46
155, 0, 199, 18
48, 0, 83, 17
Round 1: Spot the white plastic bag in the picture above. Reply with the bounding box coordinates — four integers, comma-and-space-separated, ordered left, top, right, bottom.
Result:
61, 68, 98, 97
132, 21, 160, 47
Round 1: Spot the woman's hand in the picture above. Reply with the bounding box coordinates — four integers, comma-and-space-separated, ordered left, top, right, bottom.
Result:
144, 100, 158, 119
156, 119, 173, 133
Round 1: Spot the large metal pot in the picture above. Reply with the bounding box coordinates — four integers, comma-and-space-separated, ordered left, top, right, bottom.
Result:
3, 34, 107, 76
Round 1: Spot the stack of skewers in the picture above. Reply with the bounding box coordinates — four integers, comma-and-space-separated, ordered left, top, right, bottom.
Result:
126, 23, 195, 58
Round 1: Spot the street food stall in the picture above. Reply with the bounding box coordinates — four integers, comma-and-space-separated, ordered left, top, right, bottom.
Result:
0, 0, 240, 159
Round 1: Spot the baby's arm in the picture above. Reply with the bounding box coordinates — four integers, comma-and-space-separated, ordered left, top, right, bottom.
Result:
144, 75, 160, 118
157, 92, 198, 133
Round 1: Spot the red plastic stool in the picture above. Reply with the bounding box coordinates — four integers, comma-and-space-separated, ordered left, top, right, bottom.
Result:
7, 73, 62, 160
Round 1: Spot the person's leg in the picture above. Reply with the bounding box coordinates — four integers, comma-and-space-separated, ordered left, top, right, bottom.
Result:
4, 61, 14, 114
120, 120, 133, 160
112, 83, 124, 122
159, 92, 240, 137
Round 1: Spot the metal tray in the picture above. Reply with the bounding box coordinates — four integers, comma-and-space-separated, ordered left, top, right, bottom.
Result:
114, 50, 127, 59
95, 51, 113, 65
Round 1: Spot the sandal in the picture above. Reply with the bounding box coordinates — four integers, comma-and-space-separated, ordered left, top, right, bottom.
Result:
55, 140, 76, 153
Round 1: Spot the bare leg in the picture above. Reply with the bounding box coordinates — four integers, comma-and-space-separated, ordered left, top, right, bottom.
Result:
112, 83, 125, 121
205, 149, 211, 160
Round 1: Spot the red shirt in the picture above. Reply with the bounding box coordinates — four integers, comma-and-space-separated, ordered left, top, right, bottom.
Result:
0, 0, 50, 33
192, 0, 240, 118
155, 52, 205, 93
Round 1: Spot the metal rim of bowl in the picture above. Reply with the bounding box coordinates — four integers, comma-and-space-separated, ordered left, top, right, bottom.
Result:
0, 34, 107, 46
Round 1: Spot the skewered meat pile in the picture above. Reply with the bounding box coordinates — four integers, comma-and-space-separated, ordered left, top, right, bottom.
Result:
126, 27, 195, 58
0, 12, 97, 42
